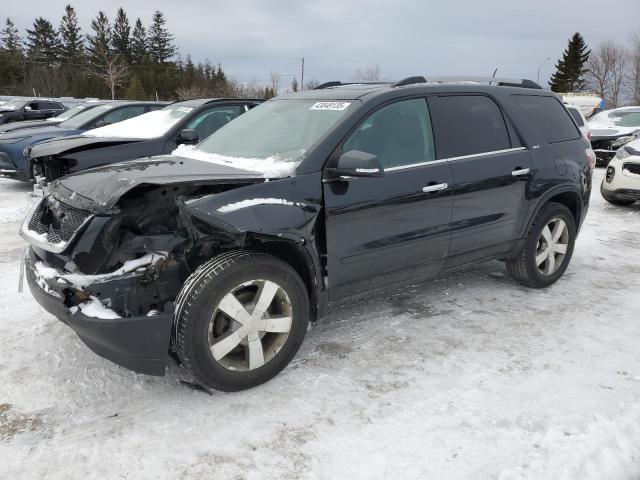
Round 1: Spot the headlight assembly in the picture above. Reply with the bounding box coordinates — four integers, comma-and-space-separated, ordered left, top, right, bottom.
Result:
612, 131, 640, 149
616, 147, 631, 160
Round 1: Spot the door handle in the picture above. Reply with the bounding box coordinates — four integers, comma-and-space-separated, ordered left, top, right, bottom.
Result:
511, 168, 530, 176
422, 182, 448, 193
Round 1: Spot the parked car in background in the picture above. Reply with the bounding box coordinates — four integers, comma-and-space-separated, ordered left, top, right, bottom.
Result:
566, 104, 590, 140
0, 101, 166, 181
601, 138, 640, 206
0, 102, 105, 136
0, 99, 66, 124
30, 98, 261, 183
588, 107, 640, 166
21, 76, 593, 391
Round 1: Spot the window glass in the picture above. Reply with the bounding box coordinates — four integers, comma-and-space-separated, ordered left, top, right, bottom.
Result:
102, 106, 146, 124
512, 95, 580, 143
27, 101, 40, 110
185, 106, 244, 140
567, 107, 584, 126
343, 98, 435, 169
429, 95, 511, 158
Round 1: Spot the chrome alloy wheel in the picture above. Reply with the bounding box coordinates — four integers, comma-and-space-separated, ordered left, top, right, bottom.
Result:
535, 217, 569, 275
208, 279, 293, 371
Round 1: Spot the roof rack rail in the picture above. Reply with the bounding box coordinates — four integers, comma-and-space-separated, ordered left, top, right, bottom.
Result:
417, 76, 542, 89
393, 76, 427, 87
313, 81, 390, 90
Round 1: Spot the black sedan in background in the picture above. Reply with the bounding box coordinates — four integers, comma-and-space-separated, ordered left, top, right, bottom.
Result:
0, 98, 66, 124
30, 98, 262, 182
0, 102, 105, 135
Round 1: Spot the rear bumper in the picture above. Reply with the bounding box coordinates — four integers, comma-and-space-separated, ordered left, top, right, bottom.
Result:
25, 249, 173, 376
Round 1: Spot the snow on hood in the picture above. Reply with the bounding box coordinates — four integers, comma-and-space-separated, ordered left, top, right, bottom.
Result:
83, 109, 190, 139
172, 144, 296, 179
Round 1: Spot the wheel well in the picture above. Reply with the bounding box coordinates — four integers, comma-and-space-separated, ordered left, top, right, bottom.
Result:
244, 238, 318, 319
547, 191, 581, 226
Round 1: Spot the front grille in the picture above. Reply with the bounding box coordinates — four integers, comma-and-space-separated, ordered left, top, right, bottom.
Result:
27, 197, 91, 244
623, 163, 640, 176
591, 139, 614, 151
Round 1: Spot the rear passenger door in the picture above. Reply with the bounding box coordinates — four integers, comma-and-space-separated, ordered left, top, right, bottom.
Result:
428, 94, 532, 266
324, 98, 453, 300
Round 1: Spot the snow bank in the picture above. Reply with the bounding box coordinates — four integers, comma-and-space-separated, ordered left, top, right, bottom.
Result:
83, 108, 193, 139
172, 144, 296, 178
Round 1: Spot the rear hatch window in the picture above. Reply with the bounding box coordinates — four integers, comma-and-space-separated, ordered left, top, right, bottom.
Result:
512, 95, 580, 143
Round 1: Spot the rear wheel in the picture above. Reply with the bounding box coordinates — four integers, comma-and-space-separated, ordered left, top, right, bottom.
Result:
506, 203, 576, 288
175, 251, 309, 391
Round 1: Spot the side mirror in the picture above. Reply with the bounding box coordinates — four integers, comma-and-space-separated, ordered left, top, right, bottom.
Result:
326, 150, 384, 179
176, 128, 199, 145
94, 120, 110, 128
24, 105, 32, 111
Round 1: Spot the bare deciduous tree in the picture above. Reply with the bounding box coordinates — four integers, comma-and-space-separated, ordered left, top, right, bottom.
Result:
176, 85, 209, 100
586, 40, 628, 107
353, 64, 383, 82
269, 72, 280, 95
89, 55, 129, 100
629, 31, 640, 105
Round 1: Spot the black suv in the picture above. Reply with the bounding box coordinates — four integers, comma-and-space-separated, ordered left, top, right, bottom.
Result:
0, 98, 66, 124
21, 77, 594, 391
29, 98, 262, 182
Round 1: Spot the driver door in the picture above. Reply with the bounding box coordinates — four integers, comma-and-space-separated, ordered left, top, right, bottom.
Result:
323, 98, 454, 300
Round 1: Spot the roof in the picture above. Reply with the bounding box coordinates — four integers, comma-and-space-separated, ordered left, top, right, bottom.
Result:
169, 98, 264, 108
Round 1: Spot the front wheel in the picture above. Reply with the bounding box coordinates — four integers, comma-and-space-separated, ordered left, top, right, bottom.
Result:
175, 251, 310, 391
506, 203, 576, 288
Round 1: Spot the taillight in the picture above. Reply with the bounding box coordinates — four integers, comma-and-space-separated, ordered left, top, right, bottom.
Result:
587, 131, 592, 140
586, 148, 596, 170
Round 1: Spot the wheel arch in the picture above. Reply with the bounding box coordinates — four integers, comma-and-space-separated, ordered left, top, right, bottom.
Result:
525, 186, 583, 235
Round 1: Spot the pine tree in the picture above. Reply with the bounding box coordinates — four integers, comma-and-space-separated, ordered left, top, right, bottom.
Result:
125, 74, 146, 99
291, 77, 299, 92
130, 18, 147, 64
59, 5, 83, 62
26, 17, 60, 63
112, 8, 131, 61
549, 33, 591, 93
1, 18, 22, 55
147, 10, 175, 63
86, 11, 111, 65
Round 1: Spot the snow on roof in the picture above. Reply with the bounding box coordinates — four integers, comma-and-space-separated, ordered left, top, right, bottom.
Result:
82, 107, 194, 139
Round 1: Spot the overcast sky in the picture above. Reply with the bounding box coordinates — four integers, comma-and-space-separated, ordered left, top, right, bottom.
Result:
8, 0, 640, 87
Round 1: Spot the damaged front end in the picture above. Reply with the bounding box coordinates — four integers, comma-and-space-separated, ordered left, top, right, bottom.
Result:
21, 170, 265, 375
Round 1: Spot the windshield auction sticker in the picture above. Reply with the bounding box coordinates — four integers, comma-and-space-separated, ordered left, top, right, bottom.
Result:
310, 102, 351, 111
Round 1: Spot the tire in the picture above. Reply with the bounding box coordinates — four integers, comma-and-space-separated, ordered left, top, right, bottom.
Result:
175, 250, 310, 391
600, 181, 635, 206
506, 203, 576, 288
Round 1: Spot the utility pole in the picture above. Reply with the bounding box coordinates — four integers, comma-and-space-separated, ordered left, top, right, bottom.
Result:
301, 57, 305, 91
537, 57, 551, 84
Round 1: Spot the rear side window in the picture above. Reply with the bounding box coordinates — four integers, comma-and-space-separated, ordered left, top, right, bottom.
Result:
512, 95, 580, 143
428, 95, 511, 158
567, 107, 584, 126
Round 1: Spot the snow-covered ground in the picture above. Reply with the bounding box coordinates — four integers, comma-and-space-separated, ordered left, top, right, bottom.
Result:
1, 169, 639, 479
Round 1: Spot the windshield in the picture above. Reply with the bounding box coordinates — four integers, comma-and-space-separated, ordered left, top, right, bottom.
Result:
54, 104, 92, 122
83, 103, 194, 139
174, 99, 355, 177
1, 99, 26, 111
60, 104, 116, 129
590, 110, 640, 128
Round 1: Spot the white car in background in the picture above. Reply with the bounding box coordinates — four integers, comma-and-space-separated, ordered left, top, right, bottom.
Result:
589, 107, 640, 166
566, 104, 590, 139
601, 137, 640, 206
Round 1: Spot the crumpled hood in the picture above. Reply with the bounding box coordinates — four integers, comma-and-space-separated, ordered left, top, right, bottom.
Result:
50, 154, 268, 212
29, 134, 142, 158
0, 124, 72, 140
589, 126, 640, 139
